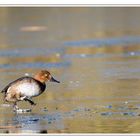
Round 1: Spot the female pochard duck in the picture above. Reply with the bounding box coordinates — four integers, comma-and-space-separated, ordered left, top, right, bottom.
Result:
1, 70, 60, 112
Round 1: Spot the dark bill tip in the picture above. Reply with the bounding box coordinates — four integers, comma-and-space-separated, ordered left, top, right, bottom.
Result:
50, 77, 60, 83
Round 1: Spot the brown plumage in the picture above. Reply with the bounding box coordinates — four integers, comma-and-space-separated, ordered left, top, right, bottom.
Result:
1, 70, 60, 112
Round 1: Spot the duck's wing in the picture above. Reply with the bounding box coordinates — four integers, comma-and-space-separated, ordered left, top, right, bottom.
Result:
1, 83, 11, 93
1, 77, 30, 93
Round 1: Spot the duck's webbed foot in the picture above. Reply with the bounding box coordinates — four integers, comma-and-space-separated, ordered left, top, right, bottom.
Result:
15, 108, 32, 113
24, 97, 36, 106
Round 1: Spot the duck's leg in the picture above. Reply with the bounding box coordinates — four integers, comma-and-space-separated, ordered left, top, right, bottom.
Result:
24, 97, 36, 106
17, 95, 36, 105
13, 97, 32, 113
13, 102, 32, 113
13, 102, 19, 111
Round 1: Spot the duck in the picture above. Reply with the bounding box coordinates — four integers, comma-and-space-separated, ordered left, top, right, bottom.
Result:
1, 70, 60, 112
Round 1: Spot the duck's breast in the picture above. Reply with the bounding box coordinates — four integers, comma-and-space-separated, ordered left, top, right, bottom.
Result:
16, 82, 41, 97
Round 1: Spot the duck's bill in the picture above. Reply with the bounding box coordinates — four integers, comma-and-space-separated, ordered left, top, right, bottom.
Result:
50, 77, 60, 83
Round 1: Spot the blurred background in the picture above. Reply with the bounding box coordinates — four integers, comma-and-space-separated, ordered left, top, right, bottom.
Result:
0, 7, 140, 133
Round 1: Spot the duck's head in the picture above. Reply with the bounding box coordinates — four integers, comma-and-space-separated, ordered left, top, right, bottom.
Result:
34, 70, 60, 83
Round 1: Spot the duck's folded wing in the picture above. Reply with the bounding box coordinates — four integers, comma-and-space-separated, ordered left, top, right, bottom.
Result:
1, 77, 29, 93
1, 83, 11, 93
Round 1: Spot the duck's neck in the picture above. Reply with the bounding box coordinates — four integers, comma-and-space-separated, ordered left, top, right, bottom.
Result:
34, 77, 46, 92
